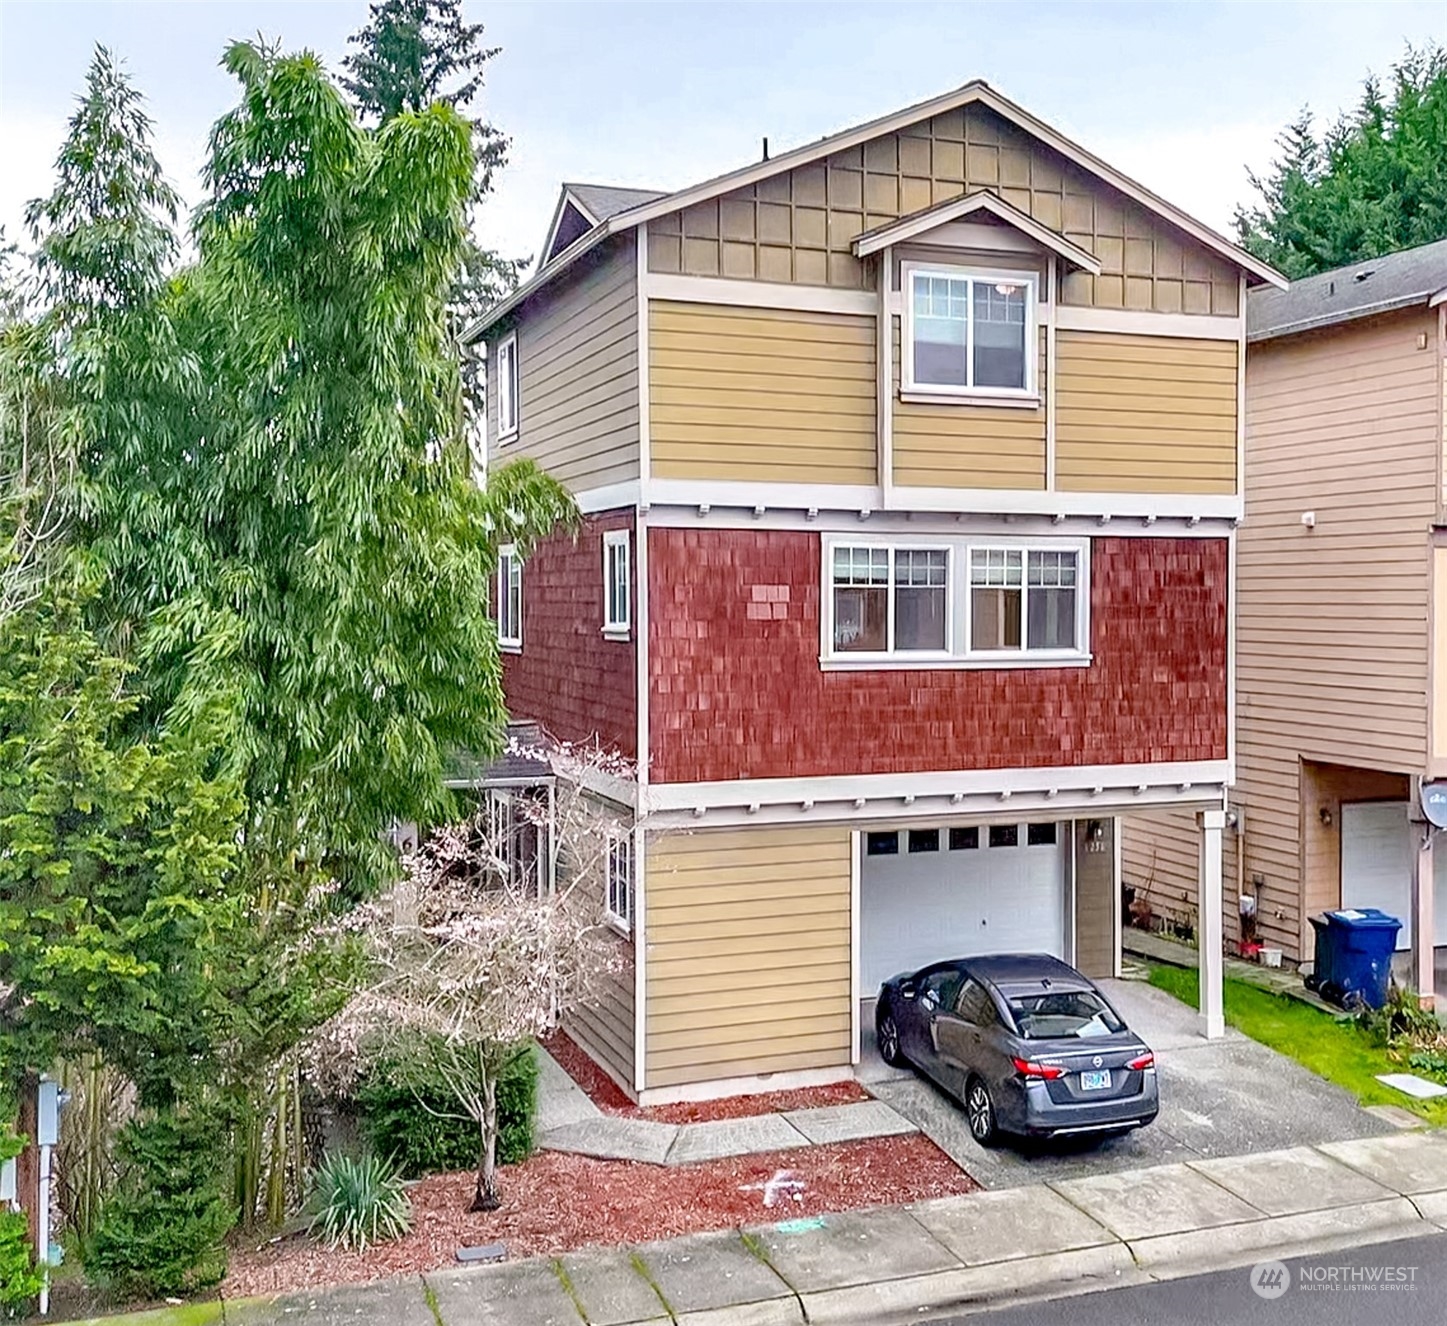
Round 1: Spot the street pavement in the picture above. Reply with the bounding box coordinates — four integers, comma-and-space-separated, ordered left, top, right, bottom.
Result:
948, 1231, 1447, 1325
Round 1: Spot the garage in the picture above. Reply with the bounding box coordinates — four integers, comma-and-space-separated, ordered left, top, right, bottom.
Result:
1340, 801, 1447, 950
859, 820, 1069, 992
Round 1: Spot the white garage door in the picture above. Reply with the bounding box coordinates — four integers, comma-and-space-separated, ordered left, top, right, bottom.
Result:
1340, 801, 1447, 950
860, 822, 1067, 992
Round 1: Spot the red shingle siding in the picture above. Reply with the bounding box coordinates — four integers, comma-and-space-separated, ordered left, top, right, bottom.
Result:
648, 531, 1225, 783
502, 511, 637, 756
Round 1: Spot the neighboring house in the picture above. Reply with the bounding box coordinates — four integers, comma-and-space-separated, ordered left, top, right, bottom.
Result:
466, 80, 1281, 1104
1124, 238, 1447, 1006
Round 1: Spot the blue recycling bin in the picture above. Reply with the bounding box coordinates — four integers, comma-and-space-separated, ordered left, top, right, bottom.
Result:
1305, 908, 1401, 1010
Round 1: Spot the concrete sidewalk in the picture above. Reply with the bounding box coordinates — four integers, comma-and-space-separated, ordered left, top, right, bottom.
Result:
535, 1047, 917, 1165
212, 1130, 1447, 1326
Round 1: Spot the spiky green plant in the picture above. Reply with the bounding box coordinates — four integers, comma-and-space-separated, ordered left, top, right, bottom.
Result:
308, 1154, 412, 1252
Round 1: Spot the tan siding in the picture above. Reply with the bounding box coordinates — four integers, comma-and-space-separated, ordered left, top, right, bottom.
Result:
646, 102, 1241, 314
648, 301, 877, 485
1054, 332, 1238, 493
565, 944, 635, 1097
644, 826, 852, 1089
488, 234, 639, 490
1073, 819, 1116, 978
1122, 309, 1440, 960
891, 319, 1047, 489
1434, 546, 1447, 768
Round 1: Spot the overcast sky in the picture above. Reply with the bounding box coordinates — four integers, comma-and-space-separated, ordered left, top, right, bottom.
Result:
2, 0, 1444, 273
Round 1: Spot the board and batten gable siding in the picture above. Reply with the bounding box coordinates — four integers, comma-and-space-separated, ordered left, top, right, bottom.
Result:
1122, 307, 1440, 958
488, 233, 640, 490
644, 826, 853, 1090
1054, 332, 1238, 494
648, 300, 877, 485
645, 101, 1240, 315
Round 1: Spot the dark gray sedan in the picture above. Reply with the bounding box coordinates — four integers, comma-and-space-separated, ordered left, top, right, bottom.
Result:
875, 953, 1158, 1146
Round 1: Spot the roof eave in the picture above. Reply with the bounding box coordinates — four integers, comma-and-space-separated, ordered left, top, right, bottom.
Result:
1248, 291, 1435, 343
462, 220, 615, 343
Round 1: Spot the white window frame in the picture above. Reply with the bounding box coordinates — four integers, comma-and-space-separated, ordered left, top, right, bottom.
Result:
902, 261, 1039, 403
602, 529, 631, 638
964, 541, 1089, 661
820, 534, 1089, 671
495, 332, 519, 442
605, 829, 634, 933
825, 541, 953, 663
497, 543, 522, 651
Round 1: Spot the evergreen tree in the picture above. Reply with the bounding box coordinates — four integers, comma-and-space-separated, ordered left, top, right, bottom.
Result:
1237, 45, 1447, 277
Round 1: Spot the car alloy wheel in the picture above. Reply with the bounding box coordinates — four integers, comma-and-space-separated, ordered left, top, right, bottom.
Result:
966, 1078, 997, 1146
877, 1014, 904, 1066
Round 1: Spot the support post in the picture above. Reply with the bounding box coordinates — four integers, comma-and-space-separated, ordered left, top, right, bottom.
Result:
1198, 808, 1226, 1039
1412, 822, 1436, 1011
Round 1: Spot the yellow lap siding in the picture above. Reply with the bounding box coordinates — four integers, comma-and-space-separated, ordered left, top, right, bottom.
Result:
1054, 331, 1238, 494
644, 825, 853, 1091
648, 302, 878, 485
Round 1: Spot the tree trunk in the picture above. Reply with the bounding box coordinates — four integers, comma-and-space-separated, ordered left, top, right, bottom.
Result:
469, 1064, 500, 1212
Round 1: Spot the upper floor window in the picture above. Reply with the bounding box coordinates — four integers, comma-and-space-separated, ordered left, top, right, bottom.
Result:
497, 544, 522, 649
823, 536, 1088, 668
904, 265, 1036, 400
496, 333, 519, 441
603, 530, 631, 637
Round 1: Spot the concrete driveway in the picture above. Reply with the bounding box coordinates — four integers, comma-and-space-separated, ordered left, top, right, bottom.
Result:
860, 976, 1396, 1189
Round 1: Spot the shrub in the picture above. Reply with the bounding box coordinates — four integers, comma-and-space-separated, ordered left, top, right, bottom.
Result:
356, 1045, 538, 1178
308, 1153, 410, 1251
0, 1127, 43, 1319
84, 1110, 234, 1300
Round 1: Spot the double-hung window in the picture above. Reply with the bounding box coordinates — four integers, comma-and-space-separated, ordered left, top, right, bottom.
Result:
497, 544, 522, 649
496, 333, 519, 440
969, 547, 1080, 654
606, 831, 634, 931
831, 545, 949, 656
905, 266, 1036, 398
823, 536, 1088, 667
602, 530, 630, 637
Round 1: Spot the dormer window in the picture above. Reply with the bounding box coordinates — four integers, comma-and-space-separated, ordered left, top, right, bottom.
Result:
903, 264, 1037, 401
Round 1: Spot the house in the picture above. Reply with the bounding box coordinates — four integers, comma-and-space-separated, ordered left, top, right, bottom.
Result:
466, 81, 1282, 1104
1124, 238, 1447, 1008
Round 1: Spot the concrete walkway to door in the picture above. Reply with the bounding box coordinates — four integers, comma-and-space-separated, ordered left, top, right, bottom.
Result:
859, 976, 1399, 1190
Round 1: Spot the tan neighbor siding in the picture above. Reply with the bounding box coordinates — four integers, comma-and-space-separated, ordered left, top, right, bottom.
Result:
891, 319, 1047, 489
644, 826, 852, 1090
489, 233, 639, 490
1073, 818, 1116, 979
1122, 309, 1439, 959
565, 955, 635, 1098
1055, 332, 1238, 494
645, 101, 1240, 314
648, 301, 877, 485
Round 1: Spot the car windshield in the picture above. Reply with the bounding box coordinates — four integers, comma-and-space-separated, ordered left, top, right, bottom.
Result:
1007, 990, 1124, 1039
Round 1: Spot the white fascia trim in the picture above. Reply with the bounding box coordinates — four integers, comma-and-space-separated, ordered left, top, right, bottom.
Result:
890, 486, 1244, 521
644, 760, 1230, 815
856, 190, 1101, 274
635, 1064, 855, 1108
644, 272, 877, 316
1055, 305, 1244, 341
573, 481, 641, 515
631, 817, 647, 1093
645, 477, 883, 513
636, 224, 651, 485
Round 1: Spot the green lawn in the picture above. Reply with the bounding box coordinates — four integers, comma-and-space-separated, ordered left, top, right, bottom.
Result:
1147, 963, 1447, 1127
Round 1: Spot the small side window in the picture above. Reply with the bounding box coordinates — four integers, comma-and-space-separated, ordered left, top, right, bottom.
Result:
496, 333, 519, 440
603, 530, 631, 636
497, 545, 522, 649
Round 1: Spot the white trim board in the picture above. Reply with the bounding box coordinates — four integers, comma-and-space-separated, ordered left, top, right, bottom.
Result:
635, 1064, 855, 1108
644, 760, 1231, 815
644, 272, 877, 316
1054, 305, 1243, 341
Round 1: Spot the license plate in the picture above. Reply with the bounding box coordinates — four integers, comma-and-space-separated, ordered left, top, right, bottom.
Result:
1080, 1069, 1111, 1091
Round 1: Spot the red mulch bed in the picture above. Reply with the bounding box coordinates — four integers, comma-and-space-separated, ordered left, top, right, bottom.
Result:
223, 1134, 977, 1299
541, 1031, 871, 1123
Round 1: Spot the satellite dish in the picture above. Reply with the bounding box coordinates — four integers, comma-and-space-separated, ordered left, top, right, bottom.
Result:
1421, 782, 1447, 830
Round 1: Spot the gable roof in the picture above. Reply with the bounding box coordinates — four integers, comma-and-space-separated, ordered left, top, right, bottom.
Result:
852, 189, 1102, 273
467, 79, 1285, 342
540, 182, 668, 265
1248, 236, 1447, 342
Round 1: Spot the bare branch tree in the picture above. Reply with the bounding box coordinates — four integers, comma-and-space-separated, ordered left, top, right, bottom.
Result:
311, 739, 634, 1211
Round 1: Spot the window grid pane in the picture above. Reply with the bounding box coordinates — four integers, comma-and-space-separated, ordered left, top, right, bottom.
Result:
833, 546, 890, 586
970, 548, 1023, 587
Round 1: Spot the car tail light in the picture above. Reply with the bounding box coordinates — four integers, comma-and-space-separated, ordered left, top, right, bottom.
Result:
1011, 1056, 1064, 1080
1126, 1052, 1155, 1071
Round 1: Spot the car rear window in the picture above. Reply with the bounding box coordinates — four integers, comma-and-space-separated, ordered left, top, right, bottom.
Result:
1007, 990, 1123, 1039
